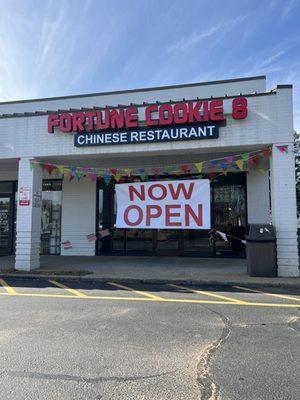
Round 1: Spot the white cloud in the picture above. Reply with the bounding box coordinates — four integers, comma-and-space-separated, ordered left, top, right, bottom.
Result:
281, 0, 297, 20
167, 25, 221, 53
167, 14, 248, 54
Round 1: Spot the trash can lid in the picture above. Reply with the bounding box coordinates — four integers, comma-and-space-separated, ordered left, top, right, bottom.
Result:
245, 224, 276, 242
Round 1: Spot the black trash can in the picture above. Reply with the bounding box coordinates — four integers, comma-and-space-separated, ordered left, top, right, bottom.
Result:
246, 224, 277, 277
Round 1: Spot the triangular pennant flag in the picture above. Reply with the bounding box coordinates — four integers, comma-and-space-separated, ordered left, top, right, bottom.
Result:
235, 159, 244, 171
241, 153, 250, 161
225, 156, 233, 164
110, 168, 118, 176
194, 162, 203, 173
43, 164, 56, 175
29, 162, 35, 171
75, 170, 84, 181
89, 173, 98, 182
221, 162, 228, 171
115, 173, 121, 182
139, 168, 146, 180
217, 231, 229, 242
262, 148, 270, 160
56, 165, 65, 175
69, 174, 75, 182
211, 160, 218, 167
249, 155, 260, 168
124, 168, 131, 177
181, 164, 191, 174
276, 145, 288, 153
103, 172, 111, 185
209, 171, 215, 180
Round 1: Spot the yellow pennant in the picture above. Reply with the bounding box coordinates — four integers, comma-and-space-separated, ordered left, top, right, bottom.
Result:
195, 162, 203, 173
56, 165, 65, 175
124, 168, 131, 176
236, 159, 244, 171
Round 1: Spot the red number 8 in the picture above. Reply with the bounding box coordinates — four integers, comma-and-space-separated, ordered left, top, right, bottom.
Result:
232, 97, 248, 119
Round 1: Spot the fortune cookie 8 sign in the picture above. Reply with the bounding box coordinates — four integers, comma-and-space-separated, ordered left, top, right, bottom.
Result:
47, 97, 248, 147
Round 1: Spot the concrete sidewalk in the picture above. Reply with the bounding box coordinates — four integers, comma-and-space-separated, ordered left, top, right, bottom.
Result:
0, 255, 299, 288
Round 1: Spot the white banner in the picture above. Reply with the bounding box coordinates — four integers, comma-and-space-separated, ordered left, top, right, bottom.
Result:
115, 180, 210, 229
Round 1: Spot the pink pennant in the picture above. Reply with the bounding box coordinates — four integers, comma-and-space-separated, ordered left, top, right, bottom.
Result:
225, 156, 233, 164
276, 145, 288, 154
89, 173, 98, 182
110, 168, 118, 176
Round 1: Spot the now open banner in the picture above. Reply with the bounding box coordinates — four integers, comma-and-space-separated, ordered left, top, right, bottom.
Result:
115, 180, 211, 229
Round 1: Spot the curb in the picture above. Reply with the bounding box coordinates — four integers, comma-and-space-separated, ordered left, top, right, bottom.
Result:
0, 272, 299, 289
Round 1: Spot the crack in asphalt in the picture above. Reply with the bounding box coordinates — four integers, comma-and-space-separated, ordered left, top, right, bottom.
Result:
3, 369, 176, 384
288, 309, 300, 333
196, 306, 232, 400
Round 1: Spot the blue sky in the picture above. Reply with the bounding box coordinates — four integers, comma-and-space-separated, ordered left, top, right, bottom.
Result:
1, 0, 300, 127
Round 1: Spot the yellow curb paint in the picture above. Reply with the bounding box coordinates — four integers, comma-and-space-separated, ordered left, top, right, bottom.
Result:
0, 278, 18, 295
233, 285, 300, 303
49, 280, 88, 298
169, 283, 247, 304
107, 281, 163, 300
0, 291, 299, 308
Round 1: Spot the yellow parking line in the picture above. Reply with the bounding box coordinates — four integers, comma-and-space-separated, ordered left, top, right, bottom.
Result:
49, 280, 88, 298
107, 281, 163, 300
0, 291, 299, 307
169, 283, 247, 304
233, 286, 300, 302
0, 278, 18, 295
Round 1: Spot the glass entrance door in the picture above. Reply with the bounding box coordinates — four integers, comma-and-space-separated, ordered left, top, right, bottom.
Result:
0, 195, 13, 255
213, 175, 246, 257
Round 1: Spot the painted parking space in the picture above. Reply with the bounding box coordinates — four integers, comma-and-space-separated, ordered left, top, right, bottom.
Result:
0, 277, 299, 308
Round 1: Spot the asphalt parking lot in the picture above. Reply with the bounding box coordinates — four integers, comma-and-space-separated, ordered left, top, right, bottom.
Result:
0, 278, 299, 400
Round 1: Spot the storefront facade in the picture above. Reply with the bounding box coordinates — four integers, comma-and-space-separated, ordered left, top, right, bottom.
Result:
0, 76, 298, 277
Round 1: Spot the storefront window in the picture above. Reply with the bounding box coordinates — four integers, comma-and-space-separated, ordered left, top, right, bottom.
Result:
96, 173, 247, 258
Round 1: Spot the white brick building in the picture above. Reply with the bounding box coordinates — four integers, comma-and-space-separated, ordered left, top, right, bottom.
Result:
0, 76, 298, 277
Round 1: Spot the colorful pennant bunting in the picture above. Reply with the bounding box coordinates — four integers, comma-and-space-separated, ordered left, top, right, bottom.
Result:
27, 147, 271, 182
